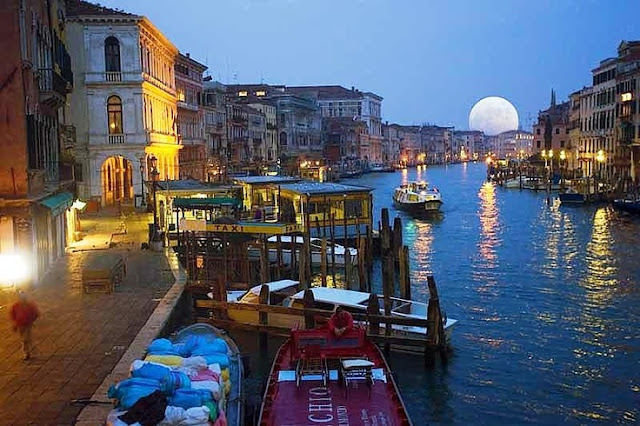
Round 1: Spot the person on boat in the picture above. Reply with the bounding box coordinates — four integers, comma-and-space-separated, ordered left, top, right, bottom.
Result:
328, 306, 353, 338
10, 291, 40, 360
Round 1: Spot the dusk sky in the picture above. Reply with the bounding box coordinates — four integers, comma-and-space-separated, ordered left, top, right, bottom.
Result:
100, 0, 639, 130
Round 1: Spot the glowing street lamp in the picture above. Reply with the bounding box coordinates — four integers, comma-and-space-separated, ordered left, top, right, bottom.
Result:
559, 150, 566, 161
0, 253, 30, 289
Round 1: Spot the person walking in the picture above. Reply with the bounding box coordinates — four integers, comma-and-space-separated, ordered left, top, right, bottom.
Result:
10, 291, 39, 360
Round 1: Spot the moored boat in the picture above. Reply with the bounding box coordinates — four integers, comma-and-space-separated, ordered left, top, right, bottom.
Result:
264, 235, 358, 266
106, 323, 243, 426
258, 326, 412, 425
559, 186, 587, 204
287, 287, 457, 345
612, 197, 640, 214
393, 181, 443, 213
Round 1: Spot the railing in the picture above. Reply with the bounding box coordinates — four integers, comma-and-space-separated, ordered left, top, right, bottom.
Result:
108, 134, 125, 144
105, 71, 122, 82
37, 68, 68, 96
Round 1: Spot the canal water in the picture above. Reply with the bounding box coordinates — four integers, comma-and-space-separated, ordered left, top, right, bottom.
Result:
238, 162, 640, 425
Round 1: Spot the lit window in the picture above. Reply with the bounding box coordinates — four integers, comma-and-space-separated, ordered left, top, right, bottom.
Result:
621, 92, 632, 102
107, 95, 123, 134
256, 91, 266, 96
238, 91, 248, 97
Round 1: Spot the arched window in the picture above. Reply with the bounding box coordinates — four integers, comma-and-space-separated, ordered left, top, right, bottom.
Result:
104, 36, 121, 72
280, 132, 287, 146
107, 95, 123, 134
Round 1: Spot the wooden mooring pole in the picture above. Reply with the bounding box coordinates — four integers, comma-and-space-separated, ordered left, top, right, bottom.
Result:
399, 245, 411, 300
425, 275, 447, 367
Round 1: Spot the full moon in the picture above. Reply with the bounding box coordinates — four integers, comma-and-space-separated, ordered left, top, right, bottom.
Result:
468, 96, 519, 136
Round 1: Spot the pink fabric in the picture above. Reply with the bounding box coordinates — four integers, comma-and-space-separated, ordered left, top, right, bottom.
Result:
191, 368, 219, 382
213, 409, 227, 426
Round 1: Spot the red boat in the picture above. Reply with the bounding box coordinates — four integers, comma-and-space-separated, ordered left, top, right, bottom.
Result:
258, 326, 413, 426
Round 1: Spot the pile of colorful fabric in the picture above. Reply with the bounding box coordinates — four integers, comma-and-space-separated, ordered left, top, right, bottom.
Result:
106, 335, 232, 426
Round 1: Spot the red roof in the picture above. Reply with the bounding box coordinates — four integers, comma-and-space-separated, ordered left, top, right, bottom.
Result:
66, 0, 136, 17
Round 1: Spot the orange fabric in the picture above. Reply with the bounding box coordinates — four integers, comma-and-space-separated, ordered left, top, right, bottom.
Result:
10, 301, 39, 328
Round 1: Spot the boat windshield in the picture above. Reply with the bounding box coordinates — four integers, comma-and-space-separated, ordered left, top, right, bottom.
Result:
410, 182, 428, 191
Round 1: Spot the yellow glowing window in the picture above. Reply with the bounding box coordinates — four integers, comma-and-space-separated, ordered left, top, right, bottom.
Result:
238, 91, 248, 97
256, 91, 266, 96
621, 92, 632, 102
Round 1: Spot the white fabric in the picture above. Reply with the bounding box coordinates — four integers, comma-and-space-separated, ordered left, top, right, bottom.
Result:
158, 406, 186, 426
341, 359, 374, 369
208, 363, 222, 375
180, 406, 211, 426
191, 380, 221, 401
182, 356, 208, 369
106, 409, 138, 426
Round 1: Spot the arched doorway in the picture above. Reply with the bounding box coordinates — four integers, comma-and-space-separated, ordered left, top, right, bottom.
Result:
101, 155, 133, 205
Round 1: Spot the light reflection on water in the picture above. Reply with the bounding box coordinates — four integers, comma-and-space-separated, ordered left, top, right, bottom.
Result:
347, 163, 640, 425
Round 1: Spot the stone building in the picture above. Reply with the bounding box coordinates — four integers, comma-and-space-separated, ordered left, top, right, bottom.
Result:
421, 125, 453, 164
532, 91, 570, 157
614, 41, 640, 184
67, 0, 181, 208
381, 123, 402, 165
226, 103, 248, 168
453, 130, 484, 161
202, 79, 227, 178
248, 101, 278, 164
288, 85, 384, 165
175, 53, 207, 180
246, 105, 267, 164
324, 117, 368, 169
0, 0, 75, 281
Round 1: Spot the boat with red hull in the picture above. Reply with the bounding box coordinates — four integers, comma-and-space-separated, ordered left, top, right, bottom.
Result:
258, 326, 413, 426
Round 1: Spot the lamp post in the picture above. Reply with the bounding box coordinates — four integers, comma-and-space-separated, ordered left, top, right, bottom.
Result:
149, 156, 160, 242
560, 150, 566, 190
139, 158, 145, 208
596, 149, 606, 199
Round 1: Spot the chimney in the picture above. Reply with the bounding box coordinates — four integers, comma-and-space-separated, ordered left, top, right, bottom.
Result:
351, 86, 355, 92
186, 52, 190, 58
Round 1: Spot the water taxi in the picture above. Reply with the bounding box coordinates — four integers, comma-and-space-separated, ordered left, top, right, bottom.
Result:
393, 181, 443, 213
258, 326, 412, 425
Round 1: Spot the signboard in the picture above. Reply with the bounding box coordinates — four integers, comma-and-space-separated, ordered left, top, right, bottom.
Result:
180, 219, 302, 235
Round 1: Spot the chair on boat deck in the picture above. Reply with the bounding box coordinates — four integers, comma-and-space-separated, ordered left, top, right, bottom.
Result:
339, 358, 374, 397
295, 345, 328, 388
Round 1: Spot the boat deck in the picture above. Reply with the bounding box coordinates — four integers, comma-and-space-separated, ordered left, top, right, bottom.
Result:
260, 327, 412, 426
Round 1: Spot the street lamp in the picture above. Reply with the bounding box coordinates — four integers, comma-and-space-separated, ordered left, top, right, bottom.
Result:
596, 150, 606, 196
0, 253, 29, 289
149, 155, 160, 242
139, 158, 145, 207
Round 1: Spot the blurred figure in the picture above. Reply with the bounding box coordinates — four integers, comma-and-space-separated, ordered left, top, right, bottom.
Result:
10, 291, 39, 360
328, 305, 353, 338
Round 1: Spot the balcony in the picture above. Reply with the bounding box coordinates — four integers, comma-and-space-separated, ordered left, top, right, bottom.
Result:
85, 71, 143, 85
177, 100, 199, 112
108, 134, 126, 144
106, 72, 122, 82
60, 124, 76, 149
37, 69, 69, 108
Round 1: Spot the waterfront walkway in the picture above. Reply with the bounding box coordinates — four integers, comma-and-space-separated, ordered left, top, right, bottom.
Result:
0, 213, 178, 424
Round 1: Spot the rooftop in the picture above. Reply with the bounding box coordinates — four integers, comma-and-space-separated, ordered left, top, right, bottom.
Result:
67, 0, 136, 17
279, 181, 372, 195
154, 179, 239, 192
232, 176, 300, 185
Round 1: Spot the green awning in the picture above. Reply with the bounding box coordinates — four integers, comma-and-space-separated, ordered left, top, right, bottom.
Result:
173, 197, 240, 209
40, 192, 74, 215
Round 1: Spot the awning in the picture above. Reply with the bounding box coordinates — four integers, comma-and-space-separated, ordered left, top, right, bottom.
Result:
40, 192, 74, 216
173, 197, 240, 209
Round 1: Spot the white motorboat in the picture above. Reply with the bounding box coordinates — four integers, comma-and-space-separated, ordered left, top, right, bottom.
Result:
286, 287, 457, 344
264, 235, 358, 266
393, 181, 443, 213
503, 176, 532, 188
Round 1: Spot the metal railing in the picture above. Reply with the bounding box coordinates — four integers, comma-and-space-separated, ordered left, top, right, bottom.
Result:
105, 71, 122, 82
108, 134, 125, 144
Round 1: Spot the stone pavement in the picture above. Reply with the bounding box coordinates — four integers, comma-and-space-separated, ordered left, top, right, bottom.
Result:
0, 213, 178, 425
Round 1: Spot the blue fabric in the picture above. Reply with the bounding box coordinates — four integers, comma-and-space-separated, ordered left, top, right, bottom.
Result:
107, 378, 162, 410
200, 353, 229, 368
148, 338, 177, 355
160, 371, 192, 394
168, 388, 213, 409
131, 362, 172, 381
190, 338, 229, 356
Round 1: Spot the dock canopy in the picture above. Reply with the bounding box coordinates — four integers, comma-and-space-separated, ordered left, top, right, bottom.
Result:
173, 197, 240, 209
278, 181, 372, 195
40, 192, 74, 215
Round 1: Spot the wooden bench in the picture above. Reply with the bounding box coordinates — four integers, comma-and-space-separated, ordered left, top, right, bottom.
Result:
82, 253, 126, 294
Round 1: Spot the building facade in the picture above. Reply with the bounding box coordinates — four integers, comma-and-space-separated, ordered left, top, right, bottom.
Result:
67, 1, 181, 208
0, 0, 75, 281
615, 41, 640, 184
249, 102, 278, 164
381, 123, 402, 165
202, 80, 227, 178
175, 53, 207, 180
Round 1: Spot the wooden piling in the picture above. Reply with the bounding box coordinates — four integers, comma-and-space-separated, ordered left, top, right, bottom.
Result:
320, 238, 327, 287
399, 245, 411, 300
259, 284, 269, 351
367, 293, 380, 336
259, 237, 269, 284
344, 248, 353, 290
425, 275, 447, 366
358, 236, 367, 292
393, 216, 403, 266
303, 289, 316, 329
298, 240, 307, 289
276, 234, 283, 280
329, 213, 336, 283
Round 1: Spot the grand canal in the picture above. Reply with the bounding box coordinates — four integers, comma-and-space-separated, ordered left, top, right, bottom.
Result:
241, 162, 640, 425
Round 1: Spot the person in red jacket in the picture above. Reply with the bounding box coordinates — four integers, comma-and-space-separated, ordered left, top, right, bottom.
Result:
328, 306, 353, 338
10, 291, 39, 360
